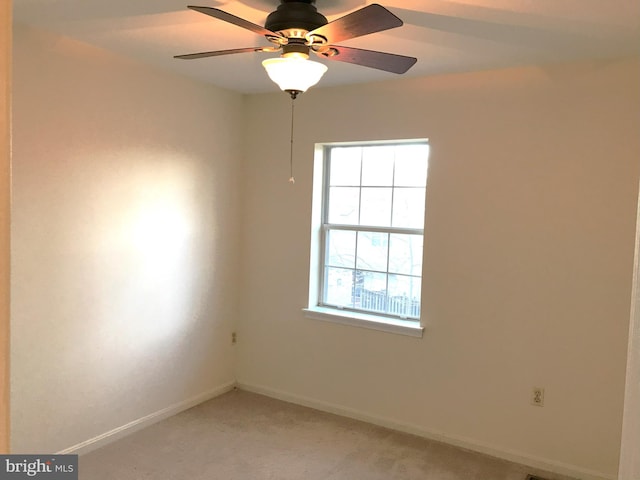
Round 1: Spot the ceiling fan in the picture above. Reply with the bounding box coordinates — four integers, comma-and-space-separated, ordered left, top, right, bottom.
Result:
175, 1, 417, 96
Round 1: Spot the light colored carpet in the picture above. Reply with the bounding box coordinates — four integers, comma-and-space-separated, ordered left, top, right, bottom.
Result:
80, 389, 575, 479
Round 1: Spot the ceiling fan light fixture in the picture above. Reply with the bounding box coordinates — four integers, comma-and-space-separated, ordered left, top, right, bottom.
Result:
262, 57, 328, 96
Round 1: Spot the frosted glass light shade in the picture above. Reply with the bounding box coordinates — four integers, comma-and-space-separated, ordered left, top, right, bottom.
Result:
262, 57, 328, 93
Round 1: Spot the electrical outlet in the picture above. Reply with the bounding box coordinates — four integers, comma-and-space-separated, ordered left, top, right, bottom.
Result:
531, 387, 544, 406
231, 332, 237, 345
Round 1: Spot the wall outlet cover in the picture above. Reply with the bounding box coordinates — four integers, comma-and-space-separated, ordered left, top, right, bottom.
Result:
531, 387, 544, 406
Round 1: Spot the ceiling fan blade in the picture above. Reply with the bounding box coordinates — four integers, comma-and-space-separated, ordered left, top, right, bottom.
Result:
309, 4, 402, 44
187, 5, 278, 38
175, 47, 276, 60
322, 45, 416, 74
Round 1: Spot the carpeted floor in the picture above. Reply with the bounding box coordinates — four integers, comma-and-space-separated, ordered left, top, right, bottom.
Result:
80, 389, 575, 479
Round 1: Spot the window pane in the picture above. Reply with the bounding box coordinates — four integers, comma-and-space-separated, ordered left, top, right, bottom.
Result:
330, 147, 361, 186
356, 231, 388, 272
354, 270, 387, 314
328, 187, 360, 224
392, 188, 425, 228
361, 146, 394, 186
324, 267, 354, 308
388, 275, 421, 318
360, 187, 392, 227
326, 229, 356, 268
319, 141, 428, 321
394, 145, 429, 187
389, 234, 423, 276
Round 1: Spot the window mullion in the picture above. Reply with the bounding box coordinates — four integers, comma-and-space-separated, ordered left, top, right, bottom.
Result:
357, 147, 364, 227
325, 224, 423, 236
384, 149, 398, 314
353, 149, 364, 310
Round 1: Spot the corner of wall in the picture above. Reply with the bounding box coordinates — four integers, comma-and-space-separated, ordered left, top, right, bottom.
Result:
0, 0, 12, 455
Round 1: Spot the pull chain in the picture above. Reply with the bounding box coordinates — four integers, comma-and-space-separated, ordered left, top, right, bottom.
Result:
288, 96, 295, 184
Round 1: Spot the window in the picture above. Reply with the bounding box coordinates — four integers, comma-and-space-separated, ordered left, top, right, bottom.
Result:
306, 140, 429, 337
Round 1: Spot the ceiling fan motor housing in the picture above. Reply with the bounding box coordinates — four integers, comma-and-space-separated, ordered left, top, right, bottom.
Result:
265, 0, 328, 33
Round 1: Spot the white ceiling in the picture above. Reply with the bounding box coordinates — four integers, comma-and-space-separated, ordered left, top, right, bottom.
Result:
13, 0, 640, 94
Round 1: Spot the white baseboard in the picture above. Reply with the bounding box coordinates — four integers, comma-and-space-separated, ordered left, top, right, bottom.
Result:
237, 382, 614, 480
58, 381, 236, 456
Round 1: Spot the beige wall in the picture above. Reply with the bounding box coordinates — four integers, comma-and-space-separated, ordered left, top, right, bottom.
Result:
9, 17, 640, 477
238, 59, 640, 480
10, 25, 242, 453
0, 0, 10, 455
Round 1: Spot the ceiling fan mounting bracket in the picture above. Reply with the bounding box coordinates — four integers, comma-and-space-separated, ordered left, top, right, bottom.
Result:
314, 45, 338, 57
305, 33, 328, 46
266, 33, 285, 44
264, 28, 331, 54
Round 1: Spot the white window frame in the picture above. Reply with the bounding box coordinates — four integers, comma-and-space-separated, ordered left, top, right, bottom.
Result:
304, 139, 428, 338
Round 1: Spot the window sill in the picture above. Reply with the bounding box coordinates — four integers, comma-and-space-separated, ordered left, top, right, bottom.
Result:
303, 307, 424, 338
